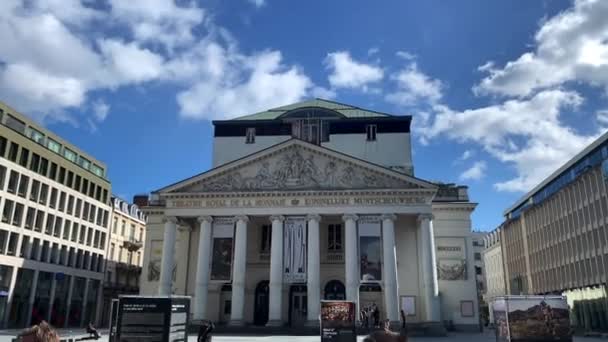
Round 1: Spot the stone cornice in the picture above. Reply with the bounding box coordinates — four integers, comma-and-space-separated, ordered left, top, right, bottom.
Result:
162, 188, 436, 200
432, 202, 477, 212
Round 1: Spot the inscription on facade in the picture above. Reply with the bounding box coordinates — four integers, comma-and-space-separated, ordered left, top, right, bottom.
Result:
169, 195, 427, 208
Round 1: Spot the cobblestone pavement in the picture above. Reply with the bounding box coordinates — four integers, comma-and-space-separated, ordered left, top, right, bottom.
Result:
0, 330, 605, 342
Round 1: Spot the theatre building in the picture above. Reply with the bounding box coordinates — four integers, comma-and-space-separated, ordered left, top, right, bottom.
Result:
141, 99, 480, 330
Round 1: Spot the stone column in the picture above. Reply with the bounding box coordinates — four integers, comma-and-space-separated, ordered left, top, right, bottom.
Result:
419, 213, 440, 321
159, 216, 178, 295
267, 215, 285, 326
193, 216, 213, 321
230, 215, 249, 326
343, 214, 359, 308
307, 214, 321, 324
381, 214, 399, 322
80, 278, 90, 326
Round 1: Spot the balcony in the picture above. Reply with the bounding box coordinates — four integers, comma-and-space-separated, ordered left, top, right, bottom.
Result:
325, 251, 344, 263
123, 237, 143, 252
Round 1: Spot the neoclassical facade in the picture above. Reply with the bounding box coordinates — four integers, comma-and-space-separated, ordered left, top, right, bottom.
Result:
140, 99, 479, 330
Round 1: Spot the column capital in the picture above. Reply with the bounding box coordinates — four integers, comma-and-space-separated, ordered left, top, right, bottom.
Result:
380, 213, 397, 222
234, 215, 249, 224
197, 216, 213, 224
269, 215, 285, 223
163, 216, 178, 224
342, 214, 359, 222
307, 214, 321, 222
417, 213, 434, 223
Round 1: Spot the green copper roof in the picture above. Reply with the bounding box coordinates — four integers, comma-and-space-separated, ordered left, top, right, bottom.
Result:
231, 98, 393, 120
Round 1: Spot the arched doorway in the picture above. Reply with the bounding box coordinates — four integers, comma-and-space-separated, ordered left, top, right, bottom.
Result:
254, 281, 269, 326
324, 280, 346, 300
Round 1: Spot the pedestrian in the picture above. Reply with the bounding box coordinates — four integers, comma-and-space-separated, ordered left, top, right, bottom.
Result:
86, 322, 100, 339
373, 305, 380, 328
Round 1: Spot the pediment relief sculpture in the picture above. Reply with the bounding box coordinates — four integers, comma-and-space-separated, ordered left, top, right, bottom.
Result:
179, 146, 420, 192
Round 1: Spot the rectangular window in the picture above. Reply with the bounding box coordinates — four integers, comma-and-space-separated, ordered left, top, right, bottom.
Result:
81, 178, 88, 195
0, 230, 7, 254
5, 114, 26, 134
66, 171, 73, 187
58, 167, 65, 184
474, 252, 482, 261
260, 224, 271, 253
60, 246, 67, 265
58, 191, 66, 212
121, 221, 126, 236
245, 127, 256, 144
102, 189, 108, 204
91, 164, 104, 177
93, 230, 100, 248
39, 184, 48, 205
49, 162, 57, 180
20, 236, 29, 258
67, 195, 74, 215
75, 199, 82, 218
31, 238, 40, 260
328, 224, 343, 251
366, 124, 377, 141
45, 214, 54, 235
53, 216, 62, 237
102, 210, 108, 228
41, 241, 49, 262
7, 170, 18, 193
29, 153, 40, 173
39, 157, 48, 176
2, 199, 13, 223
100, 232, 106, 249
49, 188, 57, 208
86, 227, 93, 246
74, 175, 81, 191
29, 128, 45, 145
63, 219, 71, 240
17, 174, 28, 197
19, 148, 29, 167
68, 247, 75, 267
51, 243, 59, 264
63, 148, 76, 162
8, 142, 19, 162
109, 242, 115, 260
0, 136, 7, 157
83, 202, 89, 221
78, 156, 91, 170
12, 203, 23, 227
79, 225, 86, 244
29, 179, 40, 202
88, 181, 95, 198
46, 138, 61, 154
34, 210, 44, 232
0, 165, 6, 190
112, 218, 117, 234
71, 223, 78, 242
7, 232, 18, 256
95, 185, 101, 201
24, 207, 35, 229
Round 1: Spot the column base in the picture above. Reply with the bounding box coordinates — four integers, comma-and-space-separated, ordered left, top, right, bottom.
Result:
228, 319, 245, 326
265, 320, 284, 327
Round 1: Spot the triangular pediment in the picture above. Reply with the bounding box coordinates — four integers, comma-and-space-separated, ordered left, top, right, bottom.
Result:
159, 139, 436, 193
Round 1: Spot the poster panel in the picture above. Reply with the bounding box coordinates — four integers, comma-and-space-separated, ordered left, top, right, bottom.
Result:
284, 217, 307, 283
436, 237, 467, 280
359, 218, 382, 282
400, 296, 416, 316
493, 298, 509, 342
506, 297, 572, 342
320, 300, 357, 342
210, 219, 234, 281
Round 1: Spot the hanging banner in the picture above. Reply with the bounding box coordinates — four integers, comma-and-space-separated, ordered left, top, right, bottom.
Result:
320, 300, 357, 342
359, 217, 382, 282
283, 217, 307, 283
210, 218, 234, 281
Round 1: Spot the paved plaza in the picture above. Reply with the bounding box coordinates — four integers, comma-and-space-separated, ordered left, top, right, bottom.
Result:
0, 330, 605, 342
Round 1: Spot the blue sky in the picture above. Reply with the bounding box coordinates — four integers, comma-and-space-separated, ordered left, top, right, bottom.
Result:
2, 0, 608, 231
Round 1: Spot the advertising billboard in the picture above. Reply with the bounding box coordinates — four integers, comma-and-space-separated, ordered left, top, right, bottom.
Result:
320, 300, 357, 342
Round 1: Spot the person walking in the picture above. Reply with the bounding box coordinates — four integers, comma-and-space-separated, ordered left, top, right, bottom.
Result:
373, 305, 380, 328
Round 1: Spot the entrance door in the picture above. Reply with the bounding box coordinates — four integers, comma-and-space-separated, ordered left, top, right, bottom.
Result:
254, 281, 269, 326
290, 291, 307, 327
324, 280, 346, 300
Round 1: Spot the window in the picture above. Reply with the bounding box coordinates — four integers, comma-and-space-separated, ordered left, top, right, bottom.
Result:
93, 230, 100, 248
20, 236, 29, 258
45, 214, 54, 235
49, 162, 57, 180
71, 223, 78, 242
63, 148, 76, 162
109, 242, 115, 260
260, 224, 271, 253
29, 153, 40, 173
2, 200, 13, 223
75, 199, 82, 218
79, 225, 86, 244
100, 232, 106, 249
29, 180, 40, 202
53, 217, 62, 237
475, 266, 482, 275
41, 241, 49, 262
5, 114, 26, 134
34, 210, 44, 232
68, 247, 75, 266
328, 224, 342, 251
31, 238, 40, 260
74, 175, 81, 191
19, 148, 29, 167
39, 184, 48, 205
83, 202, 89, 221
0, 230, 7, 254
245, 127, 256, 144
91, 164, 104, 177
49, 188, 57, 208
51, 243, 59, 264
112, 217, 117, 234
17, 174, 28, 197
47, 138, 61, 154
86, 227, 93, 246
366, 124, 377, 141
58, 191, 66, 212
78, 156, 90, 170
291, 119, 328, 145
7, 170, 18, 193
66, 171, 73, 187
39, 157, 48, 176
0, 136, 7, 157
102, 210, 108, 227
474, 252, 482, 261
67, 195, 74, 215
88, 181, 95, 198
118, 246, 124, 263
29, 128, 45, 145
81, 179, 88, 195
102, 189, 108, 204
58, 167, 66, 184
12, 203, 23, 227
63, 220, 71, 240
8, 142, 19, 162
89, 205, 96, 223
0, 165, 5, 190
95, 185, 101, 201
121, 221, 126, 236
60, 246, 67, 265
25, 207, 35, 229
7, 232, 18, 256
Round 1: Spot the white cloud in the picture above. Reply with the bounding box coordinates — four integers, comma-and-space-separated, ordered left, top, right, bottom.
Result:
460, 161, 487, 181
420, 89, 599, 191
325, 51, 384, 90
474, 0, 608, 97
92, 100, 110, 122
597, 109, 608, 126
247, 0, 266, 8
459, 150, 474, 162
386, 62, 443, 106
367, 47, 379, 56
311, 86, 337, 100
396, 51, 416, 60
